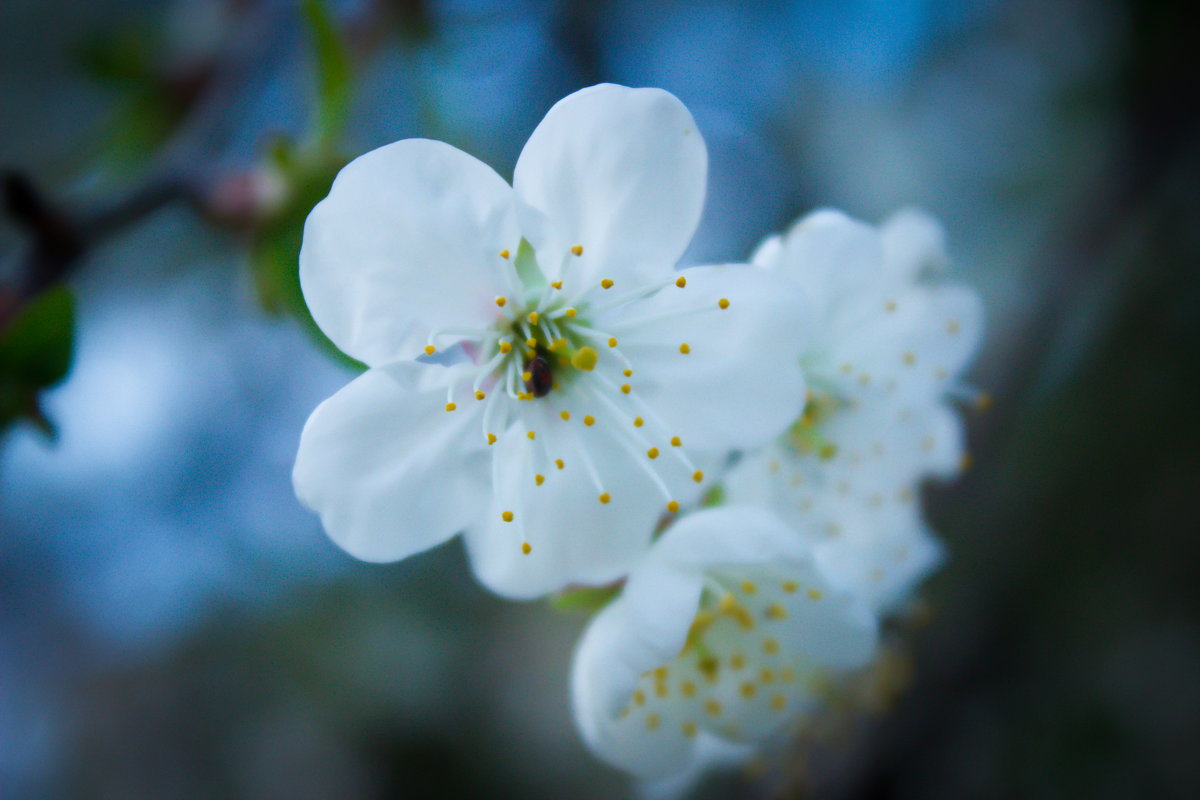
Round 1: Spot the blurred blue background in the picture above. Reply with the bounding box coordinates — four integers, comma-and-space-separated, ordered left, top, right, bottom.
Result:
2, 1, 1197, 798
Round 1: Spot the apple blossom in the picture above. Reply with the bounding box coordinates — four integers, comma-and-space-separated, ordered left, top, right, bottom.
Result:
724, 209, 984, 609
571, 506, 877, 779
292, 84, 808, 599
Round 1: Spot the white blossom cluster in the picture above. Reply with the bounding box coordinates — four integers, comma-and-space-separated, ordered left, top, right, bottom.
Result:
292, 84, 984, 781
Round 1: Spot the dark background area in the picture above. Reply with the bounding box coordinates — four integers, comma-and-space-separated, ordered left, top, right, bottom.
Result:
2, 1, 1197, 798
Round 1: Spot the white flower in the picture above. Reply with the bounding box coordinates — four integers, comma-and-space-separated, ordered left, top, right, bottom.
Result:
571, 506, 877, 780
293, 84, 808, 599
724, 208, 984, 610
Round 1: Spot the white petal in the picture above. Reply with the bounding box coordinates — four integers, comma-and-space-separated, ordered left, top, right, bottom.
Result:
300, 139, 519, 365
571, 598, 700, 778
513, 84, 707, 289
643, 506, 809, 571
293, 363, 489, 562
881, 207, 948, 282
463, 409, 670, 599
748, 231, 783, 269
772, 209, 883, 322
826, 283, 984, 406
614, 265, 808, 451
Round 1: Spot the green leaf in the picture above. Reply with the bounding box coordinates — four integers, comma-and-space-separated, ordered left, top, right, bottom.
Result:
0, 287, 76, 438
0, 287, 76, 386
301, 0, 351, 149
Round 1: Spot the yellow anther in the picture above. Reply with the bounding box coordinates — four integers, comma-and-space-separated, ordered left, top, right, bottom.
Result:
571, 244, 583, 256
681, 681, 697, 697
607, 337, 618, 348
675, 276, 687, 288
517, 391, 532, 401
571, 346, 598, 371
522, 370, 533, 382
424, 345, 436, 355
976, 393, 993, 412
647, 447, 659, 459
948, 319, 962, 334
886, 300, 897, 311
560, 410, 571, 421
526, 337, 537, 348
781, 580, 798, 594
499, 341, 512, 354
655, 683, 668, 699
704, 699, 723, 716
762, 638, 780, 655
679, 343, 691, 354
902, 351, 916, 365
667, 500, 680, 513
623, 368, 632, 377
600, 278, 614, 289
740, 682, 757, 699
475, 390, 486, 401
598, 492, 611, 504
739, 580, 756, 595
682, 721, 698, 738
692, 470, 704, 483
535, 474, 545, 486
621, 384, 632, 394
766, 603, 788, 620
806, 588, 824, 601
521, 541, 531, 554
525, 349, 536, 360
780, 668, 796, 683
645, 713, 660, 731
841, 363, 853, 374
583, 415, 595, 426
633, 689, 645, 706
550, 281, 563, 290
528, 312, 539, 325
487, 433, 497, 445
495, 296, 507, 307
499, 249, 510, 259
527, 431, 536, 440
654, 666, 669, 680
444, 402, 456, 412
718, 298, 730, 309
670, 436, 681, 447
771, 694, 787, 711
501, 511, 514, 522
633, 417, 644, 428
730, 653, 746, 670
760, 669, 775, 684
555, 458, 565, 470
565, 308, 577, 318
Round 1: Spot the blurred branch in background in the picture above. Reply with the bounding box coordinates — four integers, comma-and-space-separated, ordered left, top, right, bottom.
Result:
0, 0, 413, 435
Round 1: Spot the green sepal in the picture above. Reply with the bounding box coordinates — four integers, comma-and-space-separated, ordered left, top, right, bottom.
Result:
549, 584, 621, 615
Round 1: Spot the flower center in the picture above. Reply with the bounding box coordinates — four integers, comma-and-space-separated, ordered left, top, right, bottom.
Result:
422, 239, 732, 556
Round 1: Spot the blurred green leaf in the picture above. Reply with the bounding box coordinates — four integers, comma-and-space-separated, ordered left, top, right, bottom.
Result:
0, 286, 76, 437
76, 25, 158, 86
248, 139, 361, 372
302, 0, 352, 149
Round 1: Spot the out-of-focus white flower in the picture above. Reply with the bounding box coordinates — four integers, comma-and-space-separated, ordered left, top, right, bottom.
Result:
293, 84, 807, 599
724, 209, 984, 610
571, 506, 877, 780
